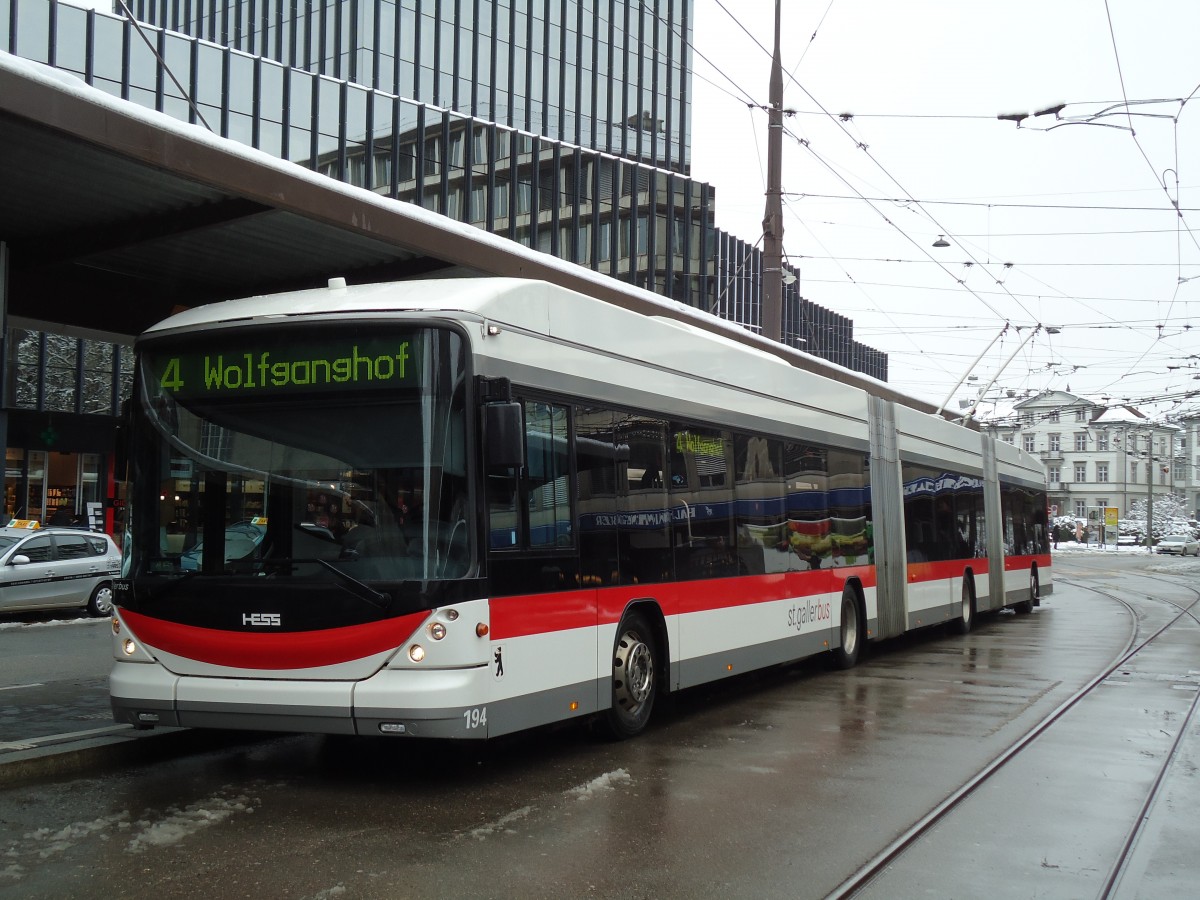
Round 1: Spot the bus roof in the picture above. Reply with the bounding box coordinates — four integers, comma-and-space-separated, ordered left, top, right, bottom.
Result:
141, 276, 974, 428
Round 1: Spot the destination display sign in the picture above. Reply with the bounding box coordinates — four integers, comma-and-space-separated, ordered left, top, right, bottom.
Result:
145, 334, 420, 400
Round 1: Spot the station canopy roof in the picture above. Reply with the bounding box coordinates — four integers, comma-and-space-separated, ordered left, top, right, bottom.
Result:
0, 54, 678, 340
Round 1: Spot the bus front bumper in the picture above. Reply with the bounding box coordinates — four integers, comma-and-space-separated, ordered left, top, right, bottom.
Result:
110, 662, 491, 739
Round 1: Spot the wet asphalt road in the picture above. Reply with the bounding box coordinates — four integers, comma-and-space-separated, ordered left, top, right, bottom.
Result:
1, 551, 1199, 899
0, 615, 113, 747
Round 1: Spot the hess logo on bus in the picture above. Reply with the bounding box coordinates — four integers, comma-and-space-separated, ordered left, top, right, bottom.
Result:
242, 613, 282, 627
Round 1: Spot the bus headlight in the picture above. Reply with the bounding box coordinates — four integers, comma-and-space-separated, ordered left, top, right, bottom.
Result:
122, 638, 138, 656
428, 622, 447, 641
408, 644, 426, 663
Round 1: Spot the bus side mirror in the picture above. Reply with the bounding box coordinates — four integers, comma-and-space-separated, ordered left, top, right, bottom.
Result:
485, 402, 524, 469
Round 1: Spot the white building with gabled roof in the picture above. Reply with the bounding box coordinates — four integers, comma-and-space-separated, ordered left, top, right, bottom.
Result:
1176, 409, 1200, 518
975, 389, 1186, 520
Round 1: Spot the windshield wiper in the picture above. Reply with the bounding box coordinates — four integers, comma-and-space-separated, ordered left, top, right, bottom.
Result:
261, 558, 391, 609
135, 563, 200, 603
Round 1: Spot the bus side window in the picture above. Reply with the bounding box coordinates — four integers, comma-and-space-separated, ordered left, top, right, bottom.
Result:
524, 401, 572, 549
487, 467, 520, 549
575, 407, 619, 586
487, 400, 573, 551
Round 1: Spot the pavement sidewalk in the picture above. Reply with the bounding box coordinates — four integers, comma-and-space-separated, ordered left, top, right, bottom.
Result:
0, 674, 191, 787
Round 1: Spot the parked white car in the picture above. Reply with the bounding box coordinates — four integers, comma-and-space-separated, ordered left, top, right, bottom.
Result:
0, 527, 121, 616
1155, 534, 1200, 556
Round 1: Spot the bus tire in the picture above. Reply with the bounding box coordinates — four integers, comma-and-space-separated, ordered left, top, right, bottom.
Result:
831, 586, 862, 669
599, 610, 658, 739
1015, 570, 1037, 614
949, 577, 975, 635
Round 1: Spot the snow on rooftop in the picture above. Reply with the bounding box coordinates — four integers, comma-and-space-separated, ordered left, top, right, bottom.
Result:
1092, 405, 1147, 424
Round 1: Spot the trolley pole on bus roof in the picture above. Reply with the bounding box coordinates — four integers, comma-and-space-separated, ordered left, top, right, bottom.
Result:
761, 0, 785, 343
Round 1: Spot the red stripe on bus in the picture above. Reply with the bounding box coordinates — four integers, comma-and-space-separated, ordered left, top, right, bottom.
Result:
906, 559, 990, 583
1004, 554, 1052, 571
670, 568, 879, 615
490, 567, 880, 640
489, 589, 598, 640
121, 609, 427, 670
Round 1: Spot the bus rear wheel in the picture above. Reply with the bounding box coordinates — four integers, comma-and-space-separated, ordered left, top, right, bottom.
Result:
831, 587, 862, 669
949, 579, 974, 635
1015, 570, 1037, 614
599, 611, 658, 739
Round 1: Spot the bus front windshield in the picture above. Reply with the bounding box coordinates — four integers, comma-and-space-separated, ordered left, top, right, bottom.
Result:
129, 325, 470, 591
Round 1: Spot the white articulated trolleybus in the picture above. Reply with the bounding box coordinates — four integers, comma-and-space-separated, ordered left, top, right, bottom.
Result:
111, 277, 1051, 740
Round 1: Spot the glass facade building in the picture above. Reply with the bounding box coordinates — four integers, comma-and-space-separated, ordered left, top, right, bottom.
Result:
1, 0, 887, 529
128, 0, 692, 174
6, 0, 887, 376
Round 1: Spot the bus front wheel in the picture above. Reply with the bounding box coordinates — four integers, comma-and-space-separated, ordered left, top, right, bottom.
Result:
600, 610, 658, 739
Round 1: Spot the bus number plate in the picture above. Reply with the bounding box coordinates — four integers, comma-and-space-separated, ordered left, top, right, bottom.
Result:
464, 707, 487, 731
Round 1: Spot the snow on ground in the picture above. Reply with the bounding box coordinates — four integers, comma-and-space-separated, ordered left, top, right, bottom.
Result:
1053, 541, 1193, 555
1054, 542, 1154, 554
566, 768, 632, 800
0, 616, 108, 631
1053, 541, 1200, 575
126, 787, 260, 853
2, 788, 262, 882
464, 806, 534, 841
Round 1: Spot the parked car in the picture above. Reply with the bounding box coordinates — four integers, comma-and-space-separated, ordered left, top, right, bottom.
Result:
1155, 534, 1200, 556
0, 526, 122, 616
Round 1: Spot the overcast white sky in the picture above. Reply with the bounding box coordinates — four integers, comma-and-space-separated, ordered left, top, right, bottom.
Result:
689, 0, 1200, 419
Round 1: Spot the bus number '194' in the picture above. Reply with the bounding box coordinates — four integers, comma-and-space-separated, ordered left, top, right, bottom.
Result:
464, 707, 487, 730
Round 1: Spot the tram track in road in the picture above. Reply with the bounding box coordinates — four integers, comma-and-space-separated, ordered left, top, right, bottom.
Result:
1067, 572, 1200, 900
828, 570, 1200, 900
